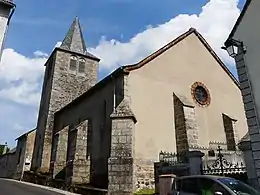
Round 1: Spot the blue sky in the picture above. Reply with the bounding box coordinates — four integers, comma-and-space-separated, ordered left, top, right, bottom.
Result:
1, 0, 246, 147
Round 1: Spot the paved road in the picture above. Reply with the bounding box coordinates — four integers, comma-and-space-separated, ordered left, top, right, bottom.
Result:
0, 178, 70, 195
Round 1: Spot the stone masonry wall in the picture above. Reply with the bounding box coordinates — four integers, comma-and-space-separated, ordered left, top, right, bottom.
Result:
33, 49, 99, 173
52, 72, 126, 189
108, 118, 135, 195
222, 114, 237, 151
183, 106, 199, 148
0, 152, 16, 178
70, 120, 91, 184
14, 136, 26, 180
52, 126, 69, 179
173, 94, 199, 154
108, 98, 136, 195
14, 130, 36, 180
235, 48, 260, 188
134, 159, 154, 191
174, 95, 188, 154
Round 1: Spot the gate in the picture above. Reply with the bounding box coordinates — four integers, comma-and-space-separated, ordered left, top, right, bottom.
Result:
154, 151, 190, 194
202, 146, 248, 183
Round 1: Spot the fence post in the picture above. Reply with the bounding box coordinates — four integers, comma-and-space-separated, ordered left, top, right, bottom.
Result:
238, 139, 259, 189
186, 151, 204, 175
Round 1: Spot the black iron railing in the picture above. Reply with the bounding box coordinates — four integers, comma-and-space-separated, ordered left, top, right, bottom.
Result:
203, 146, 246, 175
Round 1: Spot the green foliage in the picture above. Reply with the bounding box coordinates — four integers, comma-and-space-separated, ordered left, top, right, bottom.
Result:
0, 144, 9, 155
134, 188, 155, 195
0, 145, 4, 155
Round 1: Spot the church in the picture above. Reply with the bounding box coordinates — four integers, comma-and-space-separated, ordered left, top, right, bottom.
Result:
13, 17, 248, 193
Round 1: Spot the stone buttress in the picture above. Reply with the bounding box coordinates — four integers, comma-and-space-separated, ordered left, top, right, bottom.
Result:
173, 93, 199, 154
108, 98, 137, 195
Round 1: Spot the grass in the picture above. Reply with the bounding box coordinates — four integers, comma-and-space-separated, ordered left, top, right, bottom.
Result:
134, 188, 155, 195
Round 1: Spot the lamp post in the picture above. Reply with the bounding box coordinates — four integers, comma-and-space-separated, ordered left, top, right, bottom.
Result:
221, 38, 246, 58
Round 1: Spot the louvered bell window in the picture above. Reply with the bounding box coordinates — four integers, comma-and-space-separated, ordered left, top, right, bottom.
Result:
69, 56, 77, 71
78, 58, 86, 73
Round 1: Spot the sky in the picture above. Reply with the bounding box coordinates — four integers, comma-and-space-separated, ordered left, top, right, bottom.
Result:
0, 0, 246, 147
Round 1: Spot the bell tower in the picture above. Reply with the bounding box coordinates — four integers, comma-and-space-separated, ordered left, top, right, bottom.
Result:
31, 17, 100, 173
0, 0, 15, 61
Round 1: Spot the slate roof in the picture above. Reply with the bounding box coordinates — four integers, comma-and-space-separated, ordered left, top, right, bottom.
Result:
123, 28, 239, 88
15, 128, 36, 141
60, 17, 99, 60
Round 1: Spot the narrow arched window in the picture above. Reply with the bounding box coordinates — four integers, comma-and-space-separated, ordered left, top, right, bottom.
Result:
69, 56, 77, 71
78, 58, 86, 73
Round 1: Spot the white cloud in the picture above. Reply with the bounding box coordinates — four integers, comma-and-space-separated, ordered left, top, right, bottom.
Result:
34, 50, 48, 58
0, 0, 241, 107
89, 0, 240, 71
0, 48, 47, 105
55, 41, 62, 48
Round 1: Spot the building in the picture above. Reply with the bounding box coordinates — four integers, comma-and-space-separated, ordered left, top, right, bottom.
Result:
223, 0, 260, 188
0, 129, 36, 179
0, 143, 8, 155
27, 15, 248, 193
0, 0, 15, 61
14, 129, 36, 180
31, 17, 100, 173
0, 147, 16, 178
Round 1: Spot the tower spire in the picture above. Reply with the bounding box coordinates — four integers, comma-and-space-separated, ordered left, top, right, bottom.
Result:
60, 17, 87, 55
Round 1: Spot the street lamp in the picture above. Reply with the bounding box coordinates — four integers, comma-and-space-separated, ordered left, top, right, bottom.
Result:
221, 39, 246, 58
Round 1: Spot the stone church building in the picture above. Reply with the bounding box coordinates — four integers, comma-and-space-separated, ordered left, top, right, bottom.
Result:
25, 17, 248, 193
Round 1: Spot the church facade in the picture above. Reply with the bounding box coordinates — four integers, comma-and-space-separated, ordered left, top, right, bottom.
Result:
28, 17, 248, 193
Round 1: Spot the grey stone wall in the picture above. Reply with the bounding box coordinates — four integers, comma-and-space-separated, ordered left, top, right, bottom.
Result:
25, 131, 36, 171
235, 49, 260, 188
0, 152, 16, 178
14, 130, 36, 180
14, 136, 26, 179
134, 159, 154, 190
173, 93, 199, 154
53, 72, 125, 187
52, 125, 69, 179
67, 120, 91, 184
108, 109, 136, 195
222, 114, 237, 150
32, 49, 99, 173
239, 140, 256, 187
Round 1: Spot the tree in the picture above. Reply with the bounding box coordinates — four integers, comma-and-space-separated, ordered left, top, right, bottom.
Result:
0, 145, 5, 155
0, 143, 9, 155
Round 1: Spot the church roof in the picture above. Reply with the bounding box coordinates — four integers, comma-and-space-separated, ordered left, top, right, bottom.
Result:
60, 17, 99, 60
225, 0, 251, 42
123, 28, 239, 88
15, 128, 36, 141
56, 28, 240, 115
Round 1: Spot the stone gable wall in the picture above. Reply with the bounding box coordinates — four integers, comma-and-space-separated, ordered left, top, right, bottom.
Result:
14, 137, 26, 179
14, 131, 36, 180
